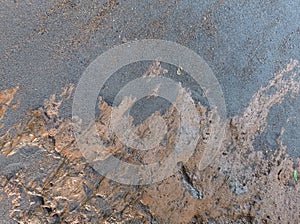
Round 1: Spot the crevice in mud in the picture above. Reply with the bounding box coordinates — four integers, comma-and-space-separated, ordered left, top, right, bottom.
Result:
178, 162, 203, 200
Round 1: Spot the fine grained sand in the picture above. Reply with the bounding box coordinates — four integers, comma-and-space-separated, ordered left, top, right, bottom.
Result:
1, 1, 300, 223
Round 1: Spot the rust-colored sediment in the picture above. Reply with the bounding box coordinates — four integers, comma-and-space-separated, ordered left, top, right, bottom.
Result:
0, 86, 19, 122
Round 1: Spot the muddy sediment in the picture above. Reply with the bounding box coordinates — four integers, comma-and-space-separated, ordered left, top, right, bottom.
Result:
0, 60, 299, 223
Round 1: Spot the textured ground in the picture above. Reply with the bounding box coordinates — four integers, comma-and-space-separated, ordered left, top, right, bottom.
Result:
1, 0, 300, 223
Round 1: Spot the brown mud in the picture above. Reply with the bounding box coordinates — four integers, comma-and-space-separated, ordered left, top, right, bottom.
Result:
0, 60, 300, 223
